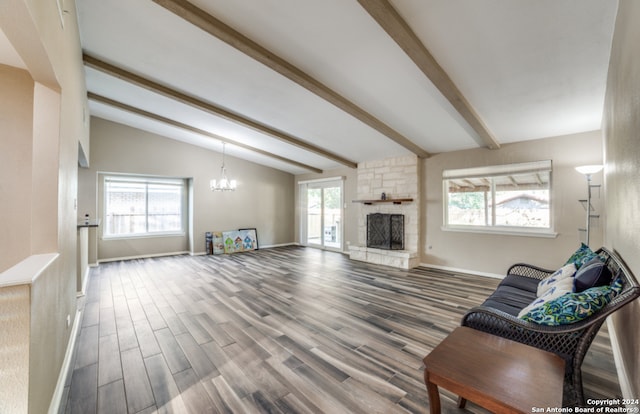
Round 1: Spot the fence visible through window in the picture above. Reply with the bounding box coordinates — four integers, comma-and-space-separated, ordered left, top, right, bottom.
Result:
443, 161, 552, 233
104, 177, 184, 237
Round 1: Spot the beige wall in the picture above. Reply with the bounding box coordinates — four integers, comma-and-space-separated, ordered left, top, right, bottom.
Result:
423, 130, 604, 275
602, 0, 640, 398
31, 82, 61, 254
294, 167, 358, 252
0, 64, 34, 273
0, 0, 88, 412
78, 117, 295, 261
0, 284, 30, 413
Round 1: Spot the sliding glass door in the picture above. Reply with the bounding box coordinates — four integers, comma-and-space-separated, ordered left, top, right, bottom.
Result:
300, 178, 343, 251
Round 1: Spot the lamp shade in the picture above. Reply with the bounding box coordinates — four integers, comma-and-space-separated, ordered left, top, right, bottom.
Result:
575, 165, 603, 175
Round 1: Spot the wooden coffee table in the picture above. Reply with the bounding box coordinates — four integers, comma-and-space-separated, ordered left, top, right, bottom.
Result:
423, 327, 565, 414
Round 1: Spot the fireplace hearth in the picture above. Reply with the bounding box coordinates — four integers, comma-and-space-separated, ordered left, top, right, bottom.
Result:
367, 213, 404, 250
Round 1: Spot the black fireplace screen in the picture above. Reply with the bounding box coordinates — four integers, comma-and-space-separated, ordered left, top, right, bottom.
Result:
366, 213, 404, 250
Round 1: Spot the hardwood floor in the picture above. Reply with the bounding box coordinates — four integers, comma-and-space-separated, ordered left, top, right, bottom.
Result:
59, 246, 621, 413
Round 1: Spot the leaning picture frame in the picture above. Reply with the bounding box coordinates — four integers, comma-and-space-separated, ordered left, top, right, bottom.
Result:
239, 228, 259, 250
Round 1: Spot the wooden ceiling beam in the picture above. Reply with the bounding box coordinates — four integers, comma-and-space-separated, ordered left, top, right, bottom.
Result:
83, 53, 356, 169
152, 0, 430, 158
87, 92, 324, 174
358, 0, 501, 150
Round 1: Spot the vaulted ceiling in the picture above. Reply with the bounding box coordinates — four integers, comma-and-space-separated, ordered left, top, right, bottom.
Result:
4, 1, 619, 174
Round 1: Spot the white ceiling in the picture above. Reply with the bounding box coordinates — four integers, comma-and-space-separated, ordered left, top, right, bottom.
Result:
75, 1, 617, 173
0, 27, 26, 69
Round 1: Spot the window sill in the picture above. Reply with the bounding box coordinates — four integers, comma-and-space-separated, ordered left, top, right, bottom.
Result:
102, 232, 186, 241
441, 226, 558, 238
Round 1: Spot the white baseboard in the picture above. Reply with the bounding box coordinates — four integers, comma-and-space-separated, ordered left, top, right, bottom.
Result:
48, 309, 82, 414
606, 318, 634, 400
101, 245, 301, 261
260, 242, 297, 249
419, 262, 504, 279
97, 251, 190, 264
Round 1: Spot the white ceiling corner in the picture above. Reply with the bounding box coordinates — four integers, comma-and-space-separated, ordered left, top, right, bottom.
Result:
0, 26, 27, 69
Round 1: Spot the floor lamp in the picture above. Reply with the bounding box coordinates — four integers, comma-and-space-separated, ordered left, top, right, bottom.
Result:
575, 165, 603, 246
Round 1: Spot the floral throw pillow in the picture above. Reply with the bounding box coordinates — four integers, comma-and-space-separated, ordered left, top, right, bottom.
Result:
518, 277, 574, 319
521, 278, 623, 325
564, 243, 601, 270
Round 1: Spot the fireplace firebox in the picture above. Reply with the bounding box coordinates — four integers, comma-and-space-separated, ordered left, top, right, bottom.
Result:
366, 213, 404, 250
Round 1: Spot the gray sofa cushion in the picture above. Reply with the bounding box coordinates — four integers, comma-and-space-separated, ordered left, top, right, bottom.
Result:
482, 284, 537, 316
498, 274, 540, 293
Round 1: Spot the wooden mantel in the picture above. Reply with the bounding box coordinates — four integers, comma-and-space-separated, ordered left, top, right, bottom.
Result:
352, 198, 413, 205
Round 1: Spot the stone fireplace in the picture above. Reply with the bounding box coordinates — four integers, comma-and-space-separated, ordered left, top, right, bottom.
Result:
349, 155, 420, 269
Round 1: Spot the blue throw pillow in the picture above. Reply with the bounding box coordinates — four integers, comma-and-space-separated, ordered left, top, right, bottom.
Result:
564, 243, 601, 270
520, 279, 622, 325
574, 257, 612, 292
611, 277, 624, 295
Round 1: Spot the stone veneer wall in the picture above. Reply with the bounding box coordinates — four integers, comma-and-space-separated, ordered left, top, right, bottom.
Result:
353, 155, 420, 267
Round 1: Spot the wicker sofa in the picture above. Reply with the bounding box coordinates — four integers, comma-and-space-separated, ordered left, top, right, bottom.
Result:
461, 247, 640, 406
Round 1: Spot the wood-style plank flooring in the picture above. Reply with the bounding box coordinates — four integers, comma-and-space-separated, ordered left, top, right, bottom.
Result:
59, 246, 621, 413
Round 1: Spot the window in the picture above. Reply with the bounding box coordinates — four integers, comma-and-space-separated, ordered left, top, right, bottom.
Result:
104, 176, 186, 238
443, 160, 553, 235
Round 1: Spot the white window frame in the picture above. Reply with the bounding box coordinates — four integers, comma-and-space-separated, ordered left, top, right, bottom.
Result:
442, 160, 557, 238
103, 175, 187, 239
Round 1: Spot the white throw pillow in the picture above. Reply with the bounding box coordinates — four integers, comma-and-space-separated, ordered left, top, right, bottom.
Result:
537, 263, 577, 297
519, 277, 575, 318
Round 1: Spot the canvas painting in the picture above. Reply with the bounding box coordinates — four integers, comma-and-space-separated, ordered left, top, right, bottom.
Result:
223, 231, 241, 254
239, 228, 258, 251
212, 231, 225, 254
222, 228, 258, 254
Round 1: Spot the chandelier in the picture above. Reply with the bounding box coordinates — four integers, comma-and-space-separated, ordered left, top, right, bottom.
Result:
210, 142, 237, 191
